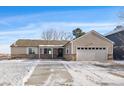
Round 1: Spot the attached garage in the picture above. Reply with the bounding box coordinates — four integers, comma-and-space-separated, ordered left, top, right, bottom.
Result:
70, 30, 114, 62
76, 47, 107, 61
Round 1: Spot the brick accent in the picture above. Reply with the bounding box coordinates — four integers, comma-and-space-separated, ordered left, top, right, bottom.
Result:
40, 54, 52, 59
108, 54, 113, 60
64, 54, 76, 61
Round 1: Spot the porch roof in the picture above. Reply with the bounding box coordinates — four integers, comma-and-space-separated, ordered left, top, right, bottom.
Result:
39, 45, 64, 48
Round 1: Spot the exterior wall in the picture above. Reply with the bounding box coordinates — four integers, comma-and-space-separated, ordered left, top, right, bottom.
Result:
40, 54, 52, 59
64, 42, 72, 61
11, 47, 39, 59
64, 42, 72, 54
71, 32, 113, 60
63, 42, 73, 60
11, 47, 27, 55
64, 54, 76, 61
11, 32, 113, 61
11, 54, 39, 59
11, 46, 64, 59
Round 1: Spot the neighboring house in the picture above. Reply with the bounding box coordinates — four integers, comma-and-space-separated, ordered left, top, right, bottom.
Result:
11, 30, 114, 61
106, 26, 124, 60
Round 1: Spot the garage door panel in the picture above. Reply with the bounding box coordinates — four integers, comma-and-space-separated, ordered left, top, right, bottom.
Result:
76, 47, 107, 61
77, 50, 95, 61
95, 50, 107, 61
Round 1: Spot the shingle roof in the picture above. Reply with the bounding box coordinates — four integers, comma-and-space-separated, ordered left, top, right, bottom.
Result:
106, 31, 124, 46
11, 39, 69, 47
105, 25, 124, 36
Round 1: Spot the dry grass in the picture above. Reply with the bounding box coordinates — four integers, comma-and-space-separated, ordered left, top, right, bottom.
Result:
0, 53, 10, 60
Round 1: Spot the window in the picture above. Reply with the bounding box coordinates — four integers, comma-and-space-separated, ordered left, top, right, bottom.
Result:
44, 48, 47, 54
28, 48, 36, 54
66, 49, 68, 54
92, 48, 95, 50
77, 47, 80, 50
96, 48, 98, 50
103, 48, 106, 50
81, 48, 84, 50
48, 48, 52, 54
40, 48, 44, 54
89, 48, 91, 50
44, 48, 52, 54
66, 48, 69, 54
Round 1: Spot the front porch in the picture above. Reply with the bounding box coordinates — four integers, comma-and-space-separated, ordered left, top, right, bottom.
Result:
38, 45, 64, 59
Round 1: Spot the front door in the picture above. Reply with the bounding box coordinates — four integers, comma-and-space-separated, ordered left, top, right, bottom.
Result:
58, 48, 63, 58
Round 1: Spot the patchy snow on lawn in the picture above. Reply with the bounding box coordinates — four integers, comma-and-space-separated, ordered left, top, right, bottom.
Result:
0, 60, 37, 86
0, 60, 124, 86
62, 61, 124, 86
114, 61, 124, 65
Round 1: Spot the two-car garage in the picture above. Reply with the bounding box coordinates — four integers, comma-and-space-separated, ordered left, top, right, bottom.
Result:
76, 47, 108, 61
70, 31, 114, 62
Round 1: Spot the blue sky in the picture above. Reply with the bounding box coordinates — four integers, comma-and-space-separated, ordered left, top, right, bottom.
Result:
0, 6, 123, 53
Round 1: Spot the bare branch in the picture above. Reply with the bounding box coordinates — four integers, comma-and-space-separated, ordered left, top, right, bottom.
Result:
41, 29, 73, 40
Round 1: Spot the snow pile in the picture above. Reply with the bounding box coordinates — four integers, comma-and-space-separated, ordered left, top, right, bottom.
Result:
0, 60, 37, 86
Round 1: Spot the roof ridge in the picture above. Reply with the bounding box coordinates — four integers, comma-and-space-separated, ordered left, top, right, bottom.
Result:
17, 39, 69, 41
11, 39, 70, 47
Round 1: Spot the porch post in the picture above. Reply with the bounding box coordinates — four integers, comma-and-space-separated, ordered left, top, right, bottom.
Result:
52, 48, 53, 59
39, 47, 40, 59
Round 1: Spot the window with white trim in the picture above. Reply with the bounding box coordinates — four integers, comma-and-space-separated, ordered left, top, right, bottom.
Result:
28, 47, 37, 54
40, 48, 44, 54
44, 48, 52, 54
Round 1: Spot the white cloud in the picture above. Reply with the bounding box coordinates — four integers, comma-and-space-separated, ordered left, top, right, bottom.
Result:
0, 21, 117, 54
37, 22, 117, 33
0, 21, 117, 38
0, 8, 119, 54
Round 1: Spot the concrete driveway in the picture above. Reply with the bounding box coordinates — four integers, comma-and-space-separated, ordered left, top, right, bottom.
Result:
24, 60, 124, 86
25, 61, 72, 86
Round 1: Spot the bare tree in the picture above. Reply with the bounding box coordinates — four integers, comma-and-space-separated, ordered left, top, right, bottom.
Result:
41, 29, 73, 40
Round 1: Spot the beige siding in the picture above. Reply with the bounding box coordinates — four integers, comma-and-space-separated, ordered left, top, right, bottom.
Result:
11, 47, 39, 54
64, 42, 75, 60
64, 42, 72, 54
11, 47, 27, 54
11, 47, 39, 59
71, 32, 113, 60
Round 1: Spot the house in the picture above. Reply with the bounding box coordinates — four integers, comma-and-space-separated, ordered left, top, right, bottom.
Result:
10, 30, 114, 61
105, 26, 124, 60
